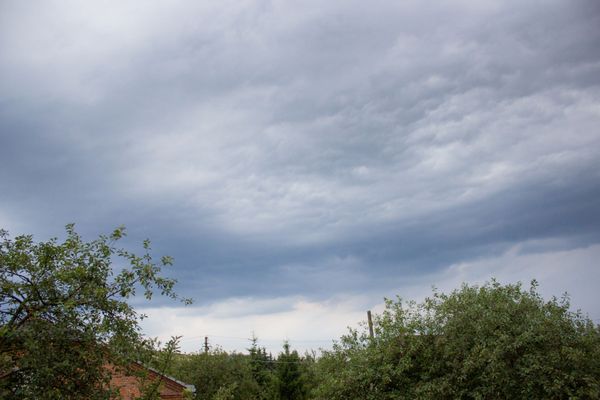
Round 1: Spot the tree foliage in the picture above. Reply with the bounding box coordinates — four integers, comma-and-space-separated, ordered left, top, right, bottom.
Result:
7, 227, 596, 400
169, 340, 313, 400
172, 349, 260, 400
276, 342, 308, 400
313, 280, 600, 399
0, 225, 189, 399
248, 336, 278, 399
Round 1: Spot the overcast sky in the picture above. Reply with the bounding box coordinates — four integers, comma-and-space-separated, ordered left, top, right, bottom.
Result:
1, 0, 600, 353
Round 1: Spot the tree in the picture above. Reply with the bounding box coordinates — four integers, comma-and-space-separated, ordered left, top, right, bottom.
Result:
276, 342, 307, 400
0, 224, 190, 399
137, 336, 186, 400
248, 335, 277, 400
170, 349, 258, 400
314, 280, 600, 399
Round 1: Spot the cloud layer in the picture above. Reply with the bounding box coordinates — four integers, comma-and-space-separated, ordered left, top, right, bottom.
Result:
1, 0, 599, 344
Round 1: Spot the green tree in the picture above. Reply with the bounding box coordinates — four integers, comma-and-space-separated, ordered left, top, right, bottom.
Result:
248, 335, 277, 399
0, 225, 190, 399
314, 280, 600, 400
137, 336, 184, 400
276, 342, 307, 400
171, 349, 259, 400
170, 336, 285, 400
212, 383, 238, 400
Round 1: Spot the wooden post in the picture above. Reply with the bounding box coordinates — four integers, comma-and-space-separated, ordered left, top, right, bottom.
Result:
367, 310, 374, 339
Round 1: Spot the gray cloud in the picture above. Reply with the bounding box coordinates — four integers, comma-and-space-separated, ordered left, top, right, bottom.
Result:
1, 0, 599, 311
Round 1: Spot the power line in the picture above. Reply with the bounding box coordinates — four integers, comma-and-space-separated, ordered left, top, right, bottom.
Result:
180, 334, 249, 341
248, 359, 310, 364
180, 334, 333, 344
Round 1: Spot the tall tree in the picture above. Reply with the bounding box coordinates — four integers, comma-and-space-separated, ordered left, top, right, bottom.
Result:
277, 342, 307, 400
248, 334, 277, 399
0, 225, 190, 399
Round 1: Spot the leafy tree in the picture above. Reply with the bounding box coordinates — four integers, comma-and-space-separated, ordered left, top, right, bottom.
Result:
297, 350, 317, 398
212, 383, 238, 400
314, 280, 600, 400
137, 336, 184, 400
0, 225, 190, 399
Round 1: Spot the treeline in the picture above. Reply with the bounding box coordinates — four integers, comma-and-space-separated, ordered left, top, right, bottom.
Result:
167, 280, 600, 400
166, 340, 316, 400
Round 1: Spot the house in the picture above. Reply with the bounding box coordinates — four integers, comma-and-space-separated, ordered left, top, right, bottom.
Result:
109, 363, 195, 400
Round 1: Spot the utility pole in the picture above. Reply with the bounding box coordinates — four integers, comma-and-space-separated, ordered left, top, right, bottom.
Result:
367, 310, 374, 339
204, 336, 209, 354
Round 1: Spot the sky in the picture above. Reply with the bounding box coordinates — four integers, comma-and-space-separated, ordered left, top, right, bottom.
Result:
1, 0, 600, 353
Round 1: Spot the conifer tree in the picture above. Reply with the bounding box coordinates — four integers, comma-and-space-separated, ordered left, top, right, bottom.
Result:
277, 342, 307, 400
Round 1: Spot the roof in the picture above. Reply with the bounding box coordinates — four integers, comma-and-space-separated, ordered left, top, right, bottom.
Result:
143, 364, 196, 394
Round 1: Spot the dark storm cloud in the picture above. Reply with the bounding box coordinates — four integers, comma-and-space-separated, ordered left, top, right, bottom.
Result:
1, 0, 599, 306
